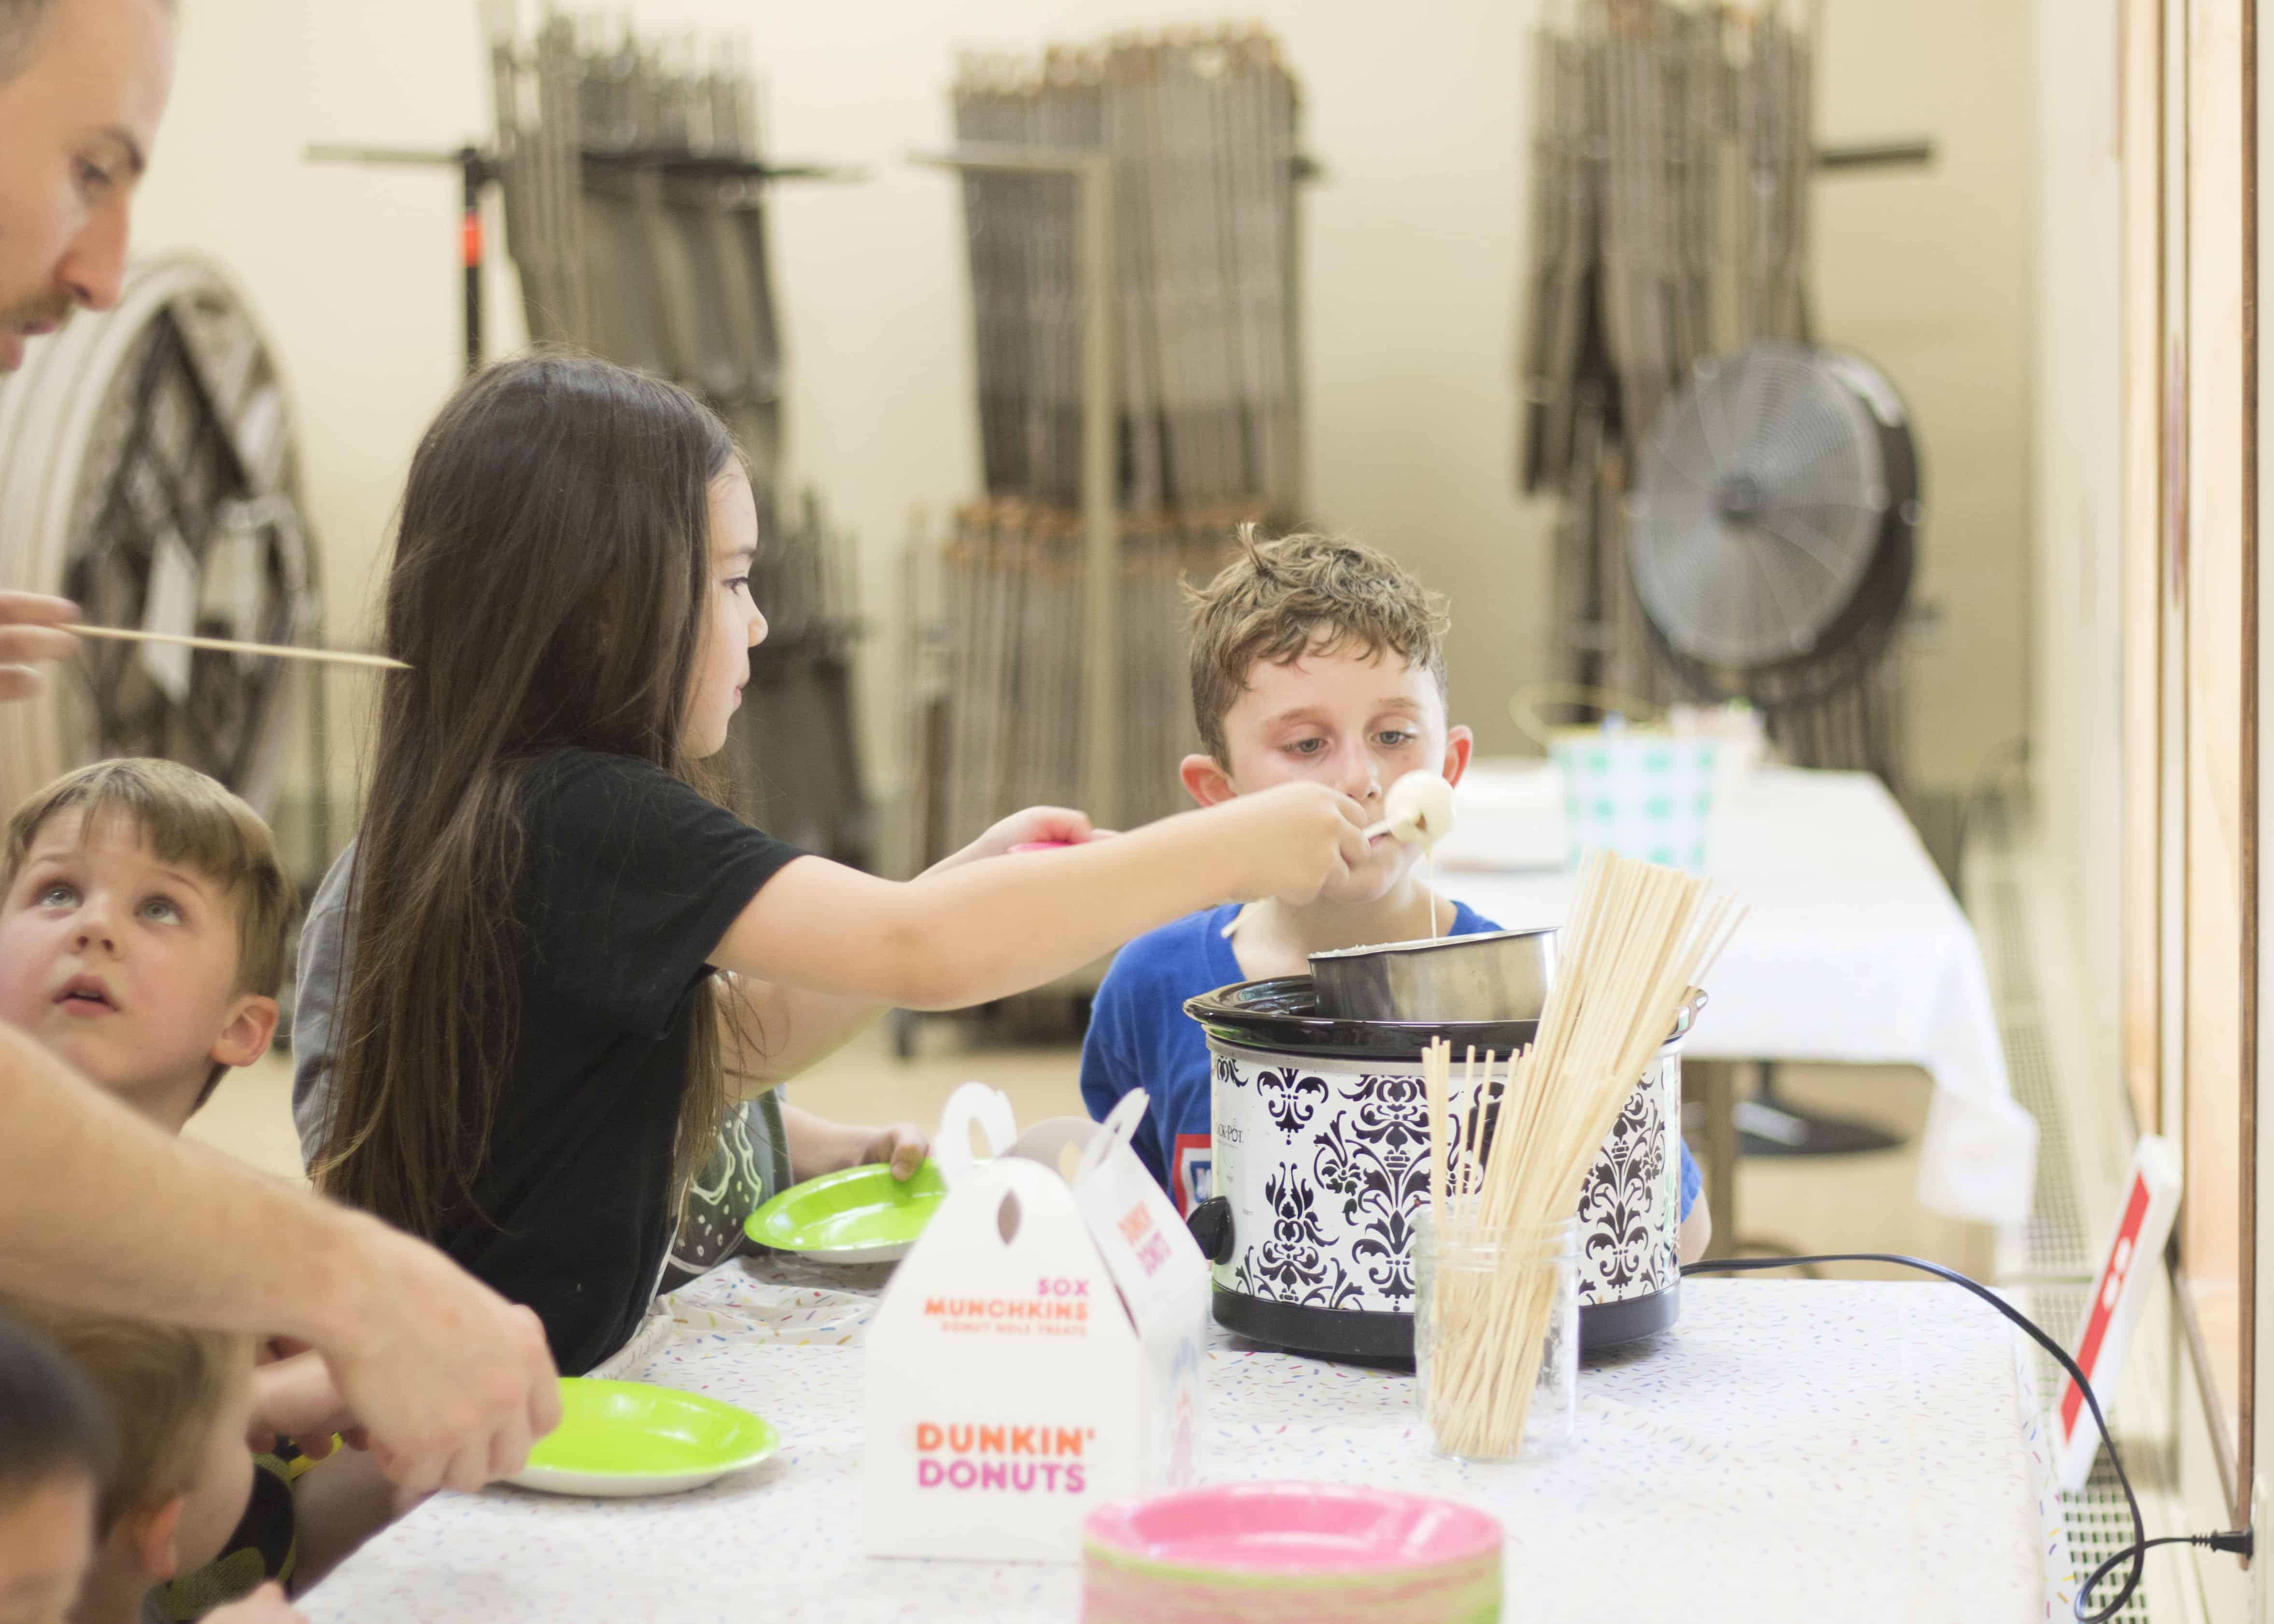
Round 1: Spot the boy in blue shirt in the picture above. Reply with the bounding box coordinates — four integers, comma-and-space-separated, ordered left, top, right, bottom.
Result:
1080, 529, 1709, 1261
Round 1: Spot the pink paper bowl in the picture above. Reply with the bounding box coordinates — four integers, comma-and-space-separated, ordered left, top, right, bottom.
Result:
1082, 1482, 1502, 1624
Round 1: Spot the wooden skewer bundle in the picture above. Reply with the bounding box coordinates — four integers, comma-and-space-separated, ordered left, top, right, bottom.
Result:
1421, 849, 1743, 1457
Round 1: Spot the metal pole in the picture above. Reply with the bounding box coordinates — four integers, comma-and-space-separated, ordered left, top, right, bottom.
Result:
460, 145, 485, 374
1075, 154, 1117, 827
912, 143, 1122, 824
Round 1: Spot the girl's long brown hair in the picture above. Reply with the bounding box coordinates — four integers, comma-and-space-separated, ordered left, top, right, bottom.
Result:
312, 354, 738, 1240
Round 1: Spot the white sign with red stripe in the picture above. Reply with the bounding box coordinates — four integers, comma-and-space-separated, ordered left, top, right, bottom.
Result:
2054, 1134, 2180, 1492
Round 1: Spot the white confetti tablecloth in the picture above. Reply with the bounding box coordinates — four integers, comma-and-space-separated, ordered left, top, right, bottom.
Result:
303, 1259, 2072, 1624
1439, 762, 2035, 1225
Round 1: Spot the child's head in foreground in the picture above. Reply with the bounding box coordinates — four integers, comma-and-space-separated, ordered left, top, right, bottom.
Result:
0, 759, 295, 1131
1180, 526, 1471, 906
0, 1315, 113, 1624
0, 1300, 253, 1624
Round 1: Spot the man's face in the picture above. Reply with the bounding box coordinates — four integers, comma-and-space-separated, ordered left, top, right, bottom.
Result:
0, 0, 175, 372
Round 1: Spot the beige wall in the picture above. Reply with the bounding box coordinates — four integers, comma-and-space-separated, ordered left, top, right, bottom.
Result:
1815, 0, 2035, 794
120, 0, 2033, 850
2025, 0, 2123, 1125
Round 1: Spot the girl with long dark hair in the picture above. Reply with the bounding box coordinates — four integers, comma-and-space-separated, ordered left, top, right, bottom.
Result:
303, 354, 1366, 1375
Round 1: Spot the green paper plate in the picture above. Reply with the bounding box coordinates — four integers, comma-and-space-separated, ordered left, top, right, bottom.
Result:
743, 1159, 949, 1262
508, 1378, 778, 1498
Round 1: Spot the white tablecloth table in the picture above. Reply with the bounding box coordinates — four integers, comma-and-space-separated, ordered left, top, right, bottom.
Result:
1437, 761, 2034, 1225
303, 1259, 2070, 1624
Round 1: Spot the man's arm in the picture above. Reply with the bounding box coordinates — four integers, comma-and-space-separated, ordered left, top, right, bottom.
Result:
0, 1024, 559, 1493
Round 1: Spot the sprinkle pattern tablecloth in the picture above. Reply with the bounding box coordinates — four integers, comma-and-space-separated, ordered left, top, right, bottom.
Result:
304, 1261, 2068, 1623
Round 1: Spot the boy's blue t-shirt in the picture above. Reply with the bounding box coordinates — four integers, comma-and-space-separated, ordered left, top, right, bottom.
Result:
1080, 901, 1704, 1224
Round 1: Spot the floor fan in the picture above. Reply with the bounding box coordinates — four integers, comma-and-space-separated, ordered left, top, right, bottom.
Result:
1628, 339, 1921, 1159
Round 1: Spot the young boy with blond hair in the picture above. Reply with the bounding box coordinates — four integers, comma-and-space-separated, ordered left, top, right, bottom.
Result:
1080, 529, 1709, 1260
0, 1299, 305, 1624
0, 760, 311, 1615
0, 759, 295, 1134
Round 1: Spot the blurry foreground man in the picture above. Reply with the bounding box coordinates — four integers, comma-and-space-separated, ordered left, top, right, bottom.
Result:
0, 0, 564, 1498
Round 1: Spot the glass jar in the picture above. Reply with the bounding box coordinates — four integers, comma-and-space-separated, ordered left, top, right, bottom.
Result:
1412, 1210, 1580, 1461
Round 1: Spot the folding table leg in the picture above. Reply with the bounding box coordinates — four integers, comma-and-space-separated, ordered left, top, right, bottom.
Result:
1692, 1059, 1739, 1260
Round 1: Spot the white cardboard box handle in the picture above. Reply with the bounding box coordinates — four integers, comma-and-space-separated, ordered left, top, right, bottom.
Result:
934, 1081, 1018, 1187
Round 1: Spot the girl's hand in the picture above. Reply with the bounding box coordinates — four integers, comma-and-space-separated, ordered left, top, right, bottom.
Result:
931, 806, 1106, 873
1217, 782, 1370, 905
860, 1122, 930, 1181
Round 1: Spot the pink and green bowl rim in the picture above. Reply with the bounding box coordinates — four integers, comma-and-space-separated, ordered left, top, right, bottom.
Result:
1082, 1480, 1504, 1577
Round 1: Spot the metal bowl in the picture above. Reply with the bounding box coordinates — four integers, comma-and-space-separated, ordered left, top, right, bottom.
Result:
1308, 926, 1558, 1023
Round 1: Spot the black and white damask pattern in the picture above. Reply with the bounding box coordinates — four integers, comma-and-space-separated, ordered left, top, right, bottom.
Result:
1255, 1066, 1329, 1133
1575, 1070, 1677, 1300
1212, 1046, 1681, 1314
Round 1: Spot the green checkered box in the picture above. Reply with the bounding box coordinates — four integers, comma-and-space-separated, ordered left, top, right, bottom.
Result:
1549, 734, 1721, 874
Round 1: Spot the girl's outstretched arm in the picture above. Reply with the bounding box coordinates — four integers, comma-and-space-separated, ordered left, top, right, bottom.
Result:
712, 781, 1367, 1010
713, 808, 1110, 1093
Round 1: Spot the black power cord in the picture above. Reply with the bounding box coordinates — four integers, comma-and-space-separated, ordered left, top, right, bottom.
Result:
1680, 1253, 2253, 1621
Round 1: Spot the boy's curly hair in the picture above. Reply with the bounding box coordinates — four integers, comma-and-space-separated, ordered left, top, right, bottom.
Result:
1184, 524, 1451, 766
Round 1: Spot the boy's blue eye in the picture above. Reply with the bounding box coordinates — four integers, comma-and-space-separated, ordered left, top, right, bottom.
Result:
1376, 730, 1417, 748
139, 896, 182, 924
1286, 738, 1327, 756
37, 882, 77, 908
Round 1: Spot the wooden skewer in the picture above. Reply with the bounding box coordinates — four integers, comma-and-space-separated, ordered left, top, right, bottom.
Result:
66, 624, 409, 672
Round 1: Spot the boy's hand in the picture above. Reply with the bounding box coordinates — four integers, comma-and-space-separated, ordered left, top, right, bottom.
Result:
860, 1122, 930, 1181
1218, 781, 1370, 904
248, 1349, 358, 1461
932, 806, 1107, 872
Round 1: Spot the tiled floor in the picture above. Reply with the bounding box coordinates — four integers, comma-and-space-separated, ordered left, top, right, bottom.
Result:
194, 1014, 1983, 1279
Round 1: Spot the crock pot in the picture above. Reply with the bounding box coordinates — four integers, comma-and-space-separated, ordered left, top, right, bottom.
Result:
1182, 976, 1694, 1361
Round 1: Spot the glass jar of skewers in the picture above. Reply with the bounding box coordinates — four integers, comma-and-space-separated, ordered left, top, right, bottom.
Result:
1412, 1209, 1581, 1461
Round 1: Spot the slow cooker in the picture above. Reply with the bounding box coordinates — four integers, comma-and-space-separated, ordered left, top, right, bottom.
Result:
1182, 976, 1695, 1361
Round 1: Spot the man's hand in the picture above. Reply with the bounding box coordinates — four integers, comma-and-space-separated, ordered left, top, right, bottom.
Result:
313, 1214, 560, 1496
0, 591, 77, 700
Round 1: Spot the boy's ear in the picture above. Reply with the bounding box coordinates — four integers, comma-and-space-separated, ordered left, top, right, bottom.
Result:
123, 1495, 185, 1581
208, 994, 280, 1070
1179, 754, 1239, 809
1440, 726, 1474, 789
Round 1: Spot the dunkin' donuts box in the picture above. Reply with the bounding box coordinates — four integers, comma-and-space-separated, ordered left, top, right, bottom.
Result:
862, 1094, 1208, 1562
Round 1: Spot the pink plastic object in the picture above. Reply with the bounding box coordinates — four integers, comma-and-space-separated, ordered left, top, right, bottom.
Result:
1009, 840, 1075, 853
1083, 1484, 1502, 1623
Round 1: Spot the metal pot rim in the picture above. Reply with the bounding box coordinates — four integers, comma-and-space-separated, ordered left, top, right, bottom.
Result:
1307, 924, 1557, 966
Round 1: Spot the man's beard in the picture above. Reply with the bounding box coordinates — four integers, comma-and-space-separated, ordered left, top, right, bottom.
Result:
0, 288, 74, 341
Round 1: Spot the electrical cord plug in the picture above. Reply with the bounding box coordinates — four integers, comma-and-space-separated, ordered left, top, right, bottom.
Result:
1680, 1253, 2251, 1621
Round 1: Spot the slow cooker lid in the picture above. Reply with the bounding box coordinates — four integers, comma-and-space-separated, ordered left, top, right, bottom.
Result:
1185, 975, 1696, 1060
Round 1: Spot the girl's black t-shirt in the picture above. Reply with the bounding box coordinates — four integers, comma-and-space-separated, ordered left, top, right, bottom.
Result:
438, 747, 804, 1374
